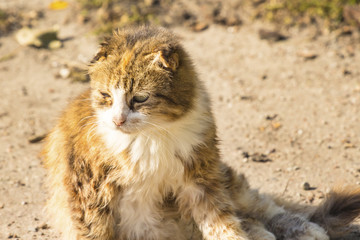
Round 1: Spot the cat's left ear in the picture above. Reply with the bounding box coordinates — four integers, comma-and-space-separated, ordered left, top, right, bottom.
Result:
151, 48, 179, 72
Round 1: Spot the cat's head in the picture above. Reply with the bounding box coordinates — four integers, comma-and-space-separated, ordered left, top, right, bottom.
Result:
89, 26, 197, 134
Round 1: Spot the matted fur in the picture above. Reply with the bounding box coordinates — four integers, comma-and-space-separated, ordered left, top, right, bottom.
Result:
42, 26, 360, 240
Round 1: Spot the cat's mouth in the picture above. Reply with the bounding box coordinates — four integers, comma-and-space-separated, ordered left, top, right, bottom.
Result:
112, 122, 141, 135
115, 126, 132, 134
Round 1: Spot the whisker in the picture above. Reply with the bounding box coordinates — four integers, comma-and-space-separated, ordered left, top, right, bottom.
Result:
143, 121, 174, 138
79, 120, 97, 131
142, 121, 184, 150
86, 124, 98, 143
141, 121, 178, 158
79, 115, 95, 124
138, 127, 151, 145
77, 98, 92, 102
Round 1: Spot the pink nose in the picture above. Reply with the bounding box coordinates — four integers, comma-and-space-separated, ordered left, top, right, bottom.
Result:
113, 116, 127, 126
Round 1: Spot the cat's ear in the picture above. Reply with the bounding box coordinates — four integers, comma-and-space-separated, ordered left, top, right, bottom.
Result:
151, 48, 179, 72
91, 39, 111, 63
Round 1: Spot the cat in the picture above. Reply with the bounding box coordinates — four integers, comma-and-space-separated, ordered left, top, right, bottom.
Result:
42, 26, 360, 240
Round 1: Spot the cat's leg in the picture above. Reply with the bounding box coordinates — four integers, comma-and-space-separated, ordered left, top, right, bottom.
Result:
61, 173, 118, 240
224, 168, 329, 240
46, 179, 117, 240
177, 181, 250, 240
68, 190, 116, 240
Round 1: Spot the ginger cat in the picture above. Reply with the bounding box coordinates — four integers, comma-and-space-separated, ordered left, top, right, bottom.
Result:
43, 26, 360, 240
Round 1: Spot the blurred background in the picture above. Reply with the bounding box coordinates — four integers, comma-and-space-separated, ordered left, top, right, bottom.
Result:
2, 0, 360, 38
0, 0, 360, 239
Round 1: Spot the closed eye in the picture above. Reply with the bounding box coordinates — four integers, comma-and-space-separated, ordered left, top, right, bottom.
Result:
133, 93, 149, 103
100, 92, 111, 98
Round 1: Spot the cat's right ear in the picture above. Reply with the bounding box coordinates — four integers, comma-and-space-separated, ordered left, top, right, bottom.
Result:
91, 40, 111, 63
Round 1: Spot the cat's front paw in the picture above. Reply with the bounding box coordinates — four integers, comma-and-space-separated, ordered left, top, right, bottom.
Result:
266, 213, 329, 240
295, 222, 329, 240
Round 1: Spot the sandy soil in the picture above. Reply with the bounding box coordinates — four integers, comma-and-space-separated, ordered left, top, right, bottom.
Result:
0, 1, 359, 239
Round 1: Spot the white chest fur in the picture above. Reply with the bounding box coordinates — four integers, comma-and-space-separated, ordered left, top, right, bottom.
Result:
117, 132, 186, 238
111, 127, 200, 239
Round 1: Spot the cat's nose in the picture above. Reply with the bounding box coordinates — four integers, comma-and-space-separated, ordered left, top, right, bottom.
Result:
113, 116, 127, 126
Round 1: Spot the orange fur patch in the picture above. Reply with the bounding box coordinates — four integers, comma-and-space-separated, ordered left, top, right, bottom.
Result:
121, 50, 134, 72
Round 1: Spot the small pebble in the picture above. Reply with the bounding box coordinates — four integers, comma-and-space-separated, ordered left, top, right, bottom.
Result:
343, 69, 352, 75
297, 50, 318, 60
227, 26, 240, 33
42, 223, 50, 229
59, 67, 70, 79
251, 153, 272, 163
191, 22, 209, 32
271, 122, 282, 130
36, 223, 50, 231
49, 40, 62, 49
259, 29, 288, 41
240, 96, 253, 101
28, 134, 47, 144
8, 233, 19, 238
265, 148, 276, 155
265, 114, 278, 121
303, 182, 311, 190
17, 181, 25, 187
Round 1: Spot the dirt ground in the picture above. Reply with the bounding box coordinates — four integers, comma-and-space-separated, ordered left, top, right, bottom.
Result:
0, 0, 359, 239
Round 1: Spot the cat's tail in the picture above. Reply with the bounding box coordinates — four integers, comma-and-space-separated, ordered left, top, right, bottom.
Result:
309, 186, 360, 238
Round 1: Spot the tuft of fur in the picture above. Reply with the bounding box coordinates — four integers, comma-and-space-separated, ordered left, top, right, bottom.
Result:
310, 187, 360, 238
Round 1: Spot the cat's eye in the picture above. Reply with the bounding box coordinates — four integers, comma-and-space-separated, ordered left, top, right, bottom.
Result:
100, 92, 111, 98
133, 93, 149, 103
